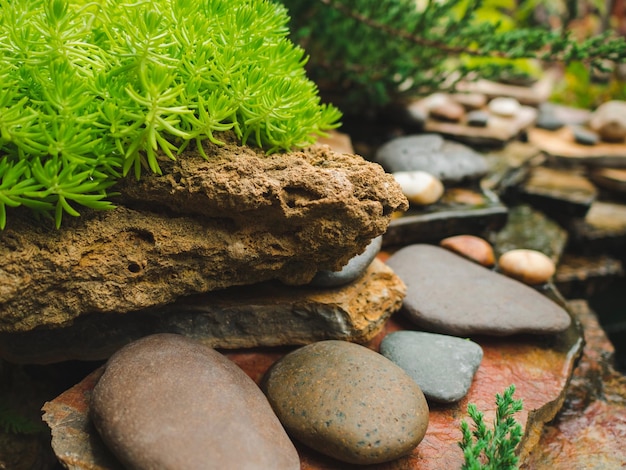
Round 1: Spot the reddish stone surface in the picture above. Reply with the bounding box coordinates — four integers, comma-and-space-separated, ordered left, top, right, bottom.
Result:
522, 300, 626, 469
43, 306, 582, 469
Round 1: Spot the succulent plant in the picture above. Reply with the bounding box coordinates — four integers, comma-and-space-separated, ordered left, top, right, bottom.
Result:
0, 0, 341, 228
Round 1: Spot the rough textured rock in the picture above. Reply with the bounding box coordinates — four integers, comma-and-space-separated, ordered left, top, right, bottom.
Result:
261, 340, 429, 465
0, 140, 407, 333
90, 334, 300, 470
386, 244, 571, 336
0, 258, 405, 364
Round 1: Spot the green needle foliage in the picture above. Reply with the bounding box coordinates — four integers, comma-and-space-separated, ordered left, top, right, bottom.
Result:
0, 0, 341, 229
281, 0, 626, 111
459, 384, 524, 470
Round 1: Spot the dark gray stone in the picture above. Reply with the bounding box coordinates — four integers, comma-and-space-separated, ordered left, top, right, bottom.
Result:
380, 331, 483, 403
91, 334, 300, 470
385, 244, 572, 336
536, 103, 566, 130
572, 126, 600, 146
466, 110, 489, 127
262, 340, 429, 465
310, 236, 382, 287
375, 134, 488, 184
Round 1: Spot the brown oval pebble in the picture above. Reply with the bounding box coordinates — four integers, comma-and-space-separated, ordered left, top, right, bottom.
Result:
498, 249, 556, 285
439, 235, 495, 267
91, 334, 300, 470
262, 340, 429, 465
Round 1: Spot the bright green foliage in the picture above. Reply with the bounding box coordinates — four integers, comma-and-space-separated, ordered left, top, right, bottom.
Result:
0, 0, 341, 229
459, 384, 524, 470
281, 0, 626, 111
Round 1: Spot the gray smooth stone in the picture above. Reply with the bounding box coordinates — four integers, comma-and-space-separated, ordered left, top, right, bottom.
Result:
375, 134, 488, 184
380, 331, 483, 403
262, 340, 429, 465
386, 244, 572, 336
91, 334, 300, 470
466, 110, 489, 127
310, 236, 382, 287
572, 126, 599, 146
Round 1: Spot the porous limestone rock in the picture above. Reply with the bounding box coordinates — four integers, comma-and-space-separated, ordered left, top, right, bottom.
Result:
0, 139, 407, 333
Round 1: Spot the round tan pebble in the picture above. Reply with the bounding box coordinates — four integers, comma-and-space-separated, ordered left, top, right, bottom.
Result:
392, 171, 444, 205
439, 235, 495, 267
498, 249, 556, 285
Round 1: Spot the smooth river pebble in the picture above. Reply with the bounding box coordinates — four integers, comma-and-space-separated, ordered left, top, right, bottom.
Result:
91, 334, 299, 470
262, 340, 429, 465
392, 171, 444, 205
439, 234, 495, 267
498, 248, 556, 285
380, 331, 483, 403
386, 244, 571, 336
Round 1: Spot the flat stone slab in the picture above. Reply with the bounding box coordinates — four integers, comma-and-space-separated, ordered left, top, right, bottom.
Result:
455, 69, 558, 106
421, 105, 538, 147
528, 127, 626, 167
385, 244, 572, 336
41, 300, 583, 469
513, 166, 597, 218
522, 300, 626, 469
555, 253, 624, 298
491, 204, 569, 263
0, 259, 404, 364
383, 187, 508, 246
567, 200, 626, 252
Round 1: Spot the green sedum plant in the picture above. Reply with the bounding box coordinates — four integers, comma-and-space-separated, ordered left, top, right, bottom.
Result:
459, 384, 524, 470
0, 0, 341, 229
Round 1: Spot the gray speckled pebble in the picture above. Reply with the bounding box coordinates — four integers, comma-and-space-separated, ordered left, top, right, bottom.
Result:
91, 334, 299, 470
386, 244, 571, 336
375, 134, 488, 184
310, 236, 382, 287
380, 331, 483, 403
262, 340, 429, 465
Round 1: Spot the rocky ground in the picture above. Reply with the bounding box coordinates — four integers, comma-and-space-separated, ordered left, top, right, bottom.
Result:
2, 78, 626, 468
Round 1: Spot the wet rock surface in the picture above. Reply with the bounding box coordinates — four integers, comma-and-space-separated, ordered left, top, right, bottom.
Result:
523, 300, 626, 469
89, 334, 300, 470
386, 244, 571, 336
261, 340, 429, 465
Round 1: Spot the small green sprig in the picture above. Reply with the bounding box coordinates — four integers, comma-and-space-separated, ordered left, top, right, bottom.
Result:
459, 384, 524, 470
0, 0, 341, 229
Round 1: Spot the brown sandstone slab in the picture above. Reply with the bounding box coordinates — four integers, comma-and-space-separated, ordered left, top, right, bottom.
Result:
514, 166, 597, 218
0, 259, 404, 364
0, 142, 407, 334
522, 300, 626, 469
42, 300, 582, 469
528, 127, 626, 166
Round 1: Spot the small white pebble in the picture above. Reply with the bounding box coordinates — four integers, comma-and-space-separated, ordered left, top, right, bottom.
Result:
392, 171, 444, 205
488, 97, 521, 117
